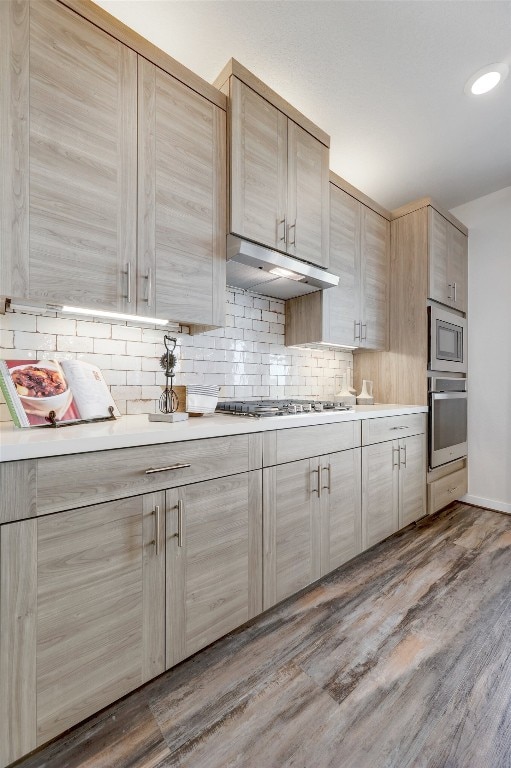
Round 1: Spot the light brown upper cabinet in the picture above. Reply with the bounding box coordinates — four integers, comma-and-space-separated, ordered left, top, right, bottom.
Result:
286, 176, 390, 349
138, 59, 226, 327
1, 0, 138, 311
428, 207, 468, 312
215, 60, 330, 269
1, 0, 226, 329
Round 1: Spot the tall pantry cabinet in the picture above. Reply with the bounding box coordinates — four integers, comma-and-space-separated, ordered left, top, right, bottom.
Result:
0, 0, 226, 329
353, 198, 468, 515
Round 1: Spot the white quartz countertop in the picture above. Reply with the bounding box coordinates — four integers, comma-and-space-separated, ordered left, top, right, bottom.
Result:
0, 404, 428, 462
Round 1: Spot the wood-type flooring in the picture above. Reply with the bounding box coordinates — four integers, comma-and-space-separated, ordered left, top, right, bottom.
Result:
14, 502, 511, 768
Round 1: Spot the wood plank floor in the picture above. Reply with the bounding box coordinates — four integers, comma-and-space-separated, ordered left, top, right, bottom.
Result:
14, 503, 511, 768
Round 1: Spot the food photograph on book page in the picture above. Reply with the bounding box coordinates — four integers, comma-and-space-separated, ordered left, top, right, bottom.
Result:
0, 359, 120, 428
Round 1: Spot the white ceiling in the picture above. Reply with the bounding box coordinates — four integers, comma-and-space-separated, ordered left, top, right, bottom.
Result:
95, 0, 511, 211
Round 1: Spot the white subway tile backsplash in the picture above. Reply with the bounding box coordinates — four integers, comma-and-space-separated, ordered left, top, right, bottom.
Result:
94, 338, 126, 356
38, 316, 76, 335
0, 288, 352, 422
253, 297, 270, 311
127, 341, 155, 357
57, 335, 93, 353
111, 325, 142, 341
14, 331, 54, 351
76, 321, 112, 339
1, 313, 37, 332
0, 330, 14, 349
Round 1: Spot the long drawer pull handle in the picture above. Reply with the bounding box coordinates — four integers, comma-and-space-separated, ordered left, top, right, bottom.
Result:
153, 505, 161, 556
145, 462, 191, 474
177, 499, 184, 547
390, 425, 409, 430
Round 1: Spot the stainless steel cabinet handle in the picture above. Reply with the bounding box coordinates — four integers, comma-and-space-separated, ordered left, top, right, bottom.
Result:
392, 445, 400, 469
145, 462, 191, 474
153, 505, 161, 556
390, 425, 409, 430
288, 221, 296, 247
177, 499, 184, 547
354, 321, 361, 342
361, 323, 367, 342
400, 443, 407, 468
145, 268, 153, 306
323, 464, 331, 493
312, 467, 321, 498
453, 282, 457, 302
126, 262, 132, 303
279, 217, 287, 246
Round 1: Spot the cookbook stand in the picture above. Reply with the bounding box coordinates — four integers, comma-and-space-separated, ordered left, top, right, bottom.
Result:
44, 405, 117, 428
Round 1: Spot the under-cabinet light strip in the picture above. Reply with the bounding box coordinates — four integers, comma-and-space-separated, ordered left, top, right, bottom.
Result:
3, 298, 173, 326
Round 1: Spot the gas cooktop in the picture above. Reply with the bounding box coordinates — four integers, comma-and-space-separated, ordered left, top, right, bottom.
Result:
216, 399, 353, 418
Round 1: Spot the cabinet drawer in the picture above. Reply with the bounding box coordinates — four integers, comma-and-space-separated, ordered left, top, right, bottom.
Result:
428, 467, 467, 515
362, 413, 426, 446
266, 421, 361, 466
36, 435, 253, 515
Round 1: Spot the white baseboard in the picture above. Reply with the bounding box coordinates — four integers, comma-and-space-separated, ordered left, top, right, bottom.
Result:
462, 494, 511, 515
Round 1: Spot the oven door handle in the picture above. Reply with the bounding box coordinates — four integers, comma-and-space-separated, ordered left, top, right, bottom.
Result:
430, 391, 468, 401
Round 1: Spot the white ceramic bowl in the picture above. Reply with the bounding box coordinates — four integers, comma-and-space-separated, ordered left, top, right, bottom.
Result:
10, 362, 72, 418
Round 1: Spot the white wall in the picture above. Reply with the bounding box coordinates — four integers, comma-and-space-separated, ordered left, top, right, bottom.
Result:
451, 187, 511, 514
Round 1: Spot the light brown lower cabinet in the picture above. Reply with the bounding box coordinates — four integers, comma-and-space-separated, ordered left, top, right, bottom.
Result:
0, 471, 262, 767
362, 433, 426, 549
263, 448, 362, 610
165, 472, 262, 667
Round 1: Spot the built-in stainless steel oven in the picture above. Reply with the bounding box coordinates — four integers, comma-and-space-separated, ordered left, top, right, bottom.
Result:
429, 305, 467, 374
429, 376, 467, 469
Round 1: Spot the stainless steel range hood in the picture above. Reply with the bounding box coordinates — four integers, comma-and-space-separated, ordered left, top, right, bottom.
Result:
226, 235, 339, 300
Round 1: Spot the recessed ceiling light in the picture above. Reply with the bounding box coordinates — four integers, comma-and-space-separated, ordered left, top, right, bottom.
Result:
465, 63, 509, 95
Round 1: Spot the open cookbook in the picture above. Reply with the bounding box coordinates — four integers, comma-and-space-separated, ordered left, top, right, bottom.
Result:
0, 359, 120, 428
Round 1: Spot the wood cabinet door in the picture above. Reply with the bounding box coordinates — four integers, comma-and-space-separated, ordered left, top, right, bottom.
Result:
35, 493, 165, 745
138, 59, 226, 327
320, 449, 362, 575
263, 459, 321, 610
26, 1, 137, 310
287, 120, 330, 268
398, 434, 426, 528
448, 226, 468, 313
362, 441, 399, 549
0, 520, 37, 768
229, 78, 287, 251
428, 207, 450, 307
360, 206, 390, 349
166, 472, 262, 667
324, 185, 361, 345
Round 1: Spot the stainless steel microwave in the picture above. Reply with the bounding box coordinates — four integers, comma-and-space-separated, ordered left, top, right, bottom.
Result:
428, 305, 467, 373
